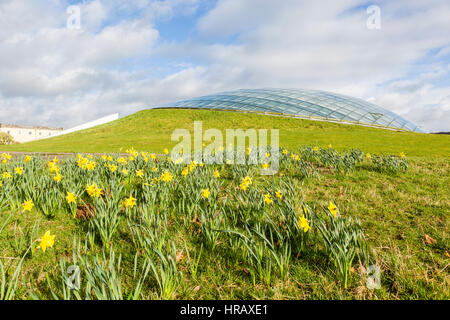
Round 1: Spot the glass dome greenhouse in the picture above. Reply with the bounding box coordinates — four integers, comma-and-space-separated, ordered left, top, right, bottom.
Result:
157, 88, 422, 132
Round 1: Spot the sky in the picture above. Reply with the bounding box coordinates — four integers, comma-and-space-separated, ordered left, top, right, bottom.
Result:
0, 0, 449, 132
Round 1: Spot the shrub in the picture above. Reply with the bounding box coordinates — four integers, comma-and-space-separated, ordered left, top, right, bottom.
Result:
0, 132, 15, 145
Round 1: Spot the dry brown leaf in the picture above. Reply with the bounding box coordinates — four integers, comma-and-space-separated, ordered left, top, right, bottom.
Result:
424, 234, 437, 245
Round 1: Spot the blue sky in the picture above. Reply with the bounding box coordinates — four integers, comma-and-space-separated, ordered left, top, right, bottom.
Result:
0, 0, 449, 132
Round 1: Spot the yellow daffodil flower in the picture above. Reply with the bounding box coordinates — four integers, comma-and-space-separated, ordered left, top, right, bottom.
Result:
22, 200, 34, 212
264, 193, 273, 205
201, 188, 210, 199
123, 195, 137, 209
37, 231, 55, 252
298, 216, 310, 232
328, 202, 338, 218
66, 192, 77, 204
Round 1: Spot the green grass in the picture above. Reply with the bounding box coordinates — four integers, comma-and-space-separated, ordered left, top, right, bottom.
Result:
0, 109, 449, 300
2, 109, 449, 159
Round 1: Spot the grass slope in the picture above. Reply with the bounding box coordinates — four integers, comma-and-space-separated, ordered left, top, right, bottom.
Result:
2, 109, 449, 159
0, 109, 448, 300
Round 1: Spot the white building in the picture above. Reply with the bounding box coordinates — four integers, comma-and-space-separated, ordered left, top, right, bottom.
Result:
1, 113, 119, 144
0, 124, 63, 143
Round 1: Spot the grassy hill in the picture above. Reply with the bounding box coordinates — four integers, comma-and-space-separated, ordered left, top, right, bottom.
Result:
0, 109, 448, 300
2, 109, 449, 159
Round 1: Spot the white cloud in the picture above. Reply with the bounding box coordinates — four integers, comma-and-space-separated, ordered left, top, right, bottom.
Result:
0, 0, 449, 132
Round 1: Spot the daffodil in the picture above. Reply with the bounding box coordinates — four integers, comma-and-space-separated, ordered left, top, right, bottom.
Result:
160, 171, 173, 182
136, 170, 144, 178
399, 152, 405, 158
37, 231, 55, 252
15, 167, 23, 176
66, 192, 77, 204
53, 173, 62, 182
164, 148, 169, 155
2, 172, 11, 179
85, 161, 96, 171
328, 202, 338, 218
24, 155, 32, 163
239, 176, 252, 191
298, 216, 310, 232
48, 161, 59, 173
22, 200, 34, 212
366, 153, 371, 159
275, 191, 283, 199
239, 182, 249, 191
213, 169, 220, 178
123, 195, 137, 209
201, 188, 210, 199
264, 193, 273, 205
86, 184, 103, 198
117, 157, 127, 165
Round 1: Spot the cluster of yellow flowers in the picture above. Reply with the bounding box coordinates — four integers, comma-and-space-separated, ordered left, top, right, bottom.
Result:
160, 170, 174, 182
1, 153, 11, 164
239, 176, 252, 191
125, 148, 139, 159
122, 195, 137, 209
45, 158, 63, 182
15, 167, 24, 176
86, 183, 103, 198
181, 161, 203, 177
2, 171, 12, 180
77, 154, 96, 171
264, 193, 273, 205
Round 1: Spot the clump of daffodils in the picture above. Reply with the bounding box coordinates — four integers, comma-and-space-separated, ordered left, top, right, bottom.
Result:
264, 193, 273, 205
239, 176, 252, 191
86, 183, 103, 198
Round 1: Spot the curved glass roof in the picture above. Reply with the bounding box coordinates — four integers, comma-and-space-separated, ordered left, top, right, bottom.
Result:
158, 88, 422, 132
